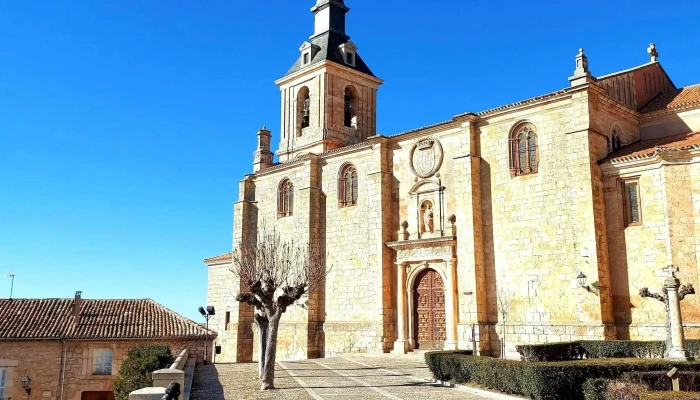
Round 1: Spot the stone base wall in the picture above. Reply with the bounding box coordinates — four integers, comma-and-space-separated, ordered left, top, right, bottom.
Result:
324, 322, 387, 356
248, 321, 389, 361
475, 323, 613, 358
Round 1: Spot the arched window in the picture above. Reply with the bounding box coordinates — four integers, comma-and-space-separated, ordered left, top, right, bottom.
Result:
509, 123, 539, 176
344, 88, 357, 129
278, 179, 294, 217
297, 87, 310, 136
338, 164, 358, 207
611, 129, 622, 152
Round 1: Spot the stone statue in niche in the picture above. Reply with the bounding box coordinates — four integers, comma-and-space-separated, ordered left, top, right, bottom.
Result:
422, 202, 434, 234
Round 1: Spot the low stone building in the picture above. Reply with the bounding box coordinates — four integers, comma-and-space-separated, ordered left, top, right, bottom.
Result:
205, 0, 700, 361
0, 293, 215, 400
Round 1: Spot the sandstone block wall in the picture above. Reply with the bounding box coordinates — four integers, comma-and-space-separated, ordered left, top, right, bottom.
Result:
0, 339, 209, 400
605, 153, 700, 341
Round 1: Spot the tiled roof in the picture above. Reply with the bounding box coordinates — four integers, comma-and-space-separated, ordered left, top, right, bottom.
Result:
389, 89, 569, 138
0, 298, 215, 340
640, 84, 700, 113
204, 252, 232, 263
601, 132, 700, 164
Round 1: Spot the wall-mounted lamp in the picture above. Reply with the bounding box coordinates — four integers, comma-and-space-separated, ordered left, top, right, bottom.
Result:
577, 272, 600, 296
21, 374, 32, 395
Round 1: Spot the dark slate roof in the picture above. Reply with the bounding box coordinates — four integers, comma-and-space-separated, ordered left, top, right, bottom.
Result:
0, 298, 216, 340
282, 31, 375, 78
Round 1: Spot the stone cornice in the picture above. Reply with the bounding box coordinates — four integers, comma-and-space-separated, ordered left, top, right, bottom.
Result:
600, 148, 700, 176
385, 236, 456, 250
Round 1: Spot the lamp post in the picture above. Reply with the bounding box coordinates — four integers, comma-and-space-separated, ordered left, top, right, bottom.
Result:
198, 306, 215, 365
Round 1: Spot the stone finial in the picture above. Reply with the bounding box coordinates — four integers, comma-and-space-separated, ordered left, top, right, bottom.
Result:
569, 48, 594, 86
648, 43, 659, 62
400, 220, 409, 241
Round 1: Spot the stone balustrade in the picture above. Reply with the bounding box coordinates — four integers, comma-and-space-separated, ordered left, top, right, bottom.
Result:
129, 349, 191, 400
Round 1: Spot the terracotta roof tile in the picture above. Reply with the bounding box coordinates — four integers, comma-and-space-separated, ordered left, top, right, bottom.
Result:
204, 252, 232, 263
640, 84, 700, 113
0, 298, 215, 340
601, 132, 700, 164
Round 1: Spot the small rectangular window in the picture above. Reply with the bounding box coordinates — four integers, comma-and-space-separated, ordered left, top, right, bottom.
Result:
225, 311, 231, 331
0, 367, 6, 400
622, 179, 642, 227
346, 52, 354, 65
303, 52, 310, 65
93, 349, 113, 375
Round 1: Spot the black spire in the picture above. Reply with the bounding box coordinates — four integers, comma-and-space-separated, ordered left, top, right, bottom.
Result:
311, 0, 350, 39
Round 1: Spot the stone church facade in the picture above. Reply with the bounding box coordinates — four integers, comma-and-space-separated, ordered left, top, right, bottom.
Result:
205, 0, 700, 362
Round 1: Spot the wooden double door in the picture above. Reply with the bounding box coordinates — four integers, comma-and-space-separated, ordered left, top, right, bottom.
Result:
412, 269, 446, 349
81, 392, 115, 400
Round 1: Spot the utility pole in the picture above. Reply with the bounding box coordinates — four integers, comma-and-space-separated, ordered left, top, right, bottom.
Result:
7, 273, 15, 299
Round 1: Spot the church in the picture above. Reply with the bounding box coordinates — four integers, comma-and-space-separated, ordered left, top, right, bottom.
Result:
205, 0, 700, 362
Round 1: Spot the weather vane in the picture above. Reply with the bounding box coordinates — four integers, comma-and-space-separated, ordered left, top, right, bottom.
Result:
8, 273, 15, 299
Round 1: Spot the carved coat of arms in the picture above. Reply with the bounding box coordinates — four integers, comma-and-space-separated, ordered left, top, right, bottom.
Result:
409, 138, 444, 178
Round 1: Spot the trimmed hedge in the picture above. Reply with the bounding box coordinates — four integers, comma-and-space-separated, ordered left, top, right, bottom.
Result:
641, 393, 700, 400
516, 340, 689, 362
426, 351, 700, 400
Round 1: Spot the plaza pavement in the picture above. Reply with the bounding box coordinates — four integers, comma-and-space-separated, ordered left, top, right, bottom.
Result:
190, 352, 518, 400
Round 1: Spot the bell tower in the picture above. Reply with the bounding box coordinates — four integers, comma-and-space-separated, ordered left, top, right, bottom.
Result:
274, 0, 383, 162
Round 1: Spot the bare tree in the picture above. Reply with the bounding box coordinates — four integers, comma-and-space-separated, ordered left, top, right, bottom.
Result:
497, 282, 514, 359
231, 225, 326, 390
639, 283, 694, 356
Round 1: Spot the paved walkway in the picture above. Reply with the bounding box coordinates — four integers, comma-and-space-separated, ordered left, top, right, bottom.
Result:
190, 352, 501, 400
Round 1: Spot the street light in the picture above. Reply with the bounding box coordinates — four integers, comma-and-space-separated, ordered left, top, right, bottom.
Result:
198, 306, 215, 365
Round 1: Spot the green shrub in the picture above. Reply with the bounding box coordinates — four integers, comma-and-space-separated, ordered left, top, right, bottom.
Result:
640, 392, 700, 400
426, 351, 700, 400
113, 344, 175, 400
517, 341, 673, 362
582, 341, 666, 359
516, 341, 583, 361
624, 371, 700, 392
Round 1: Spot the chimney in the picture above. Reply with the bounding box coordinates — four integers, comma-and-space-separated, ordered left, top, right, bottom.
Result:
73, 291, 83, 326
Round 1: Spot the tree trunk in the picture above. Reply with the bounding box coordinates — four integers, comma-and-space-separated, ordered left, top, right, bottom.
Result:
255, 315, 269, 379
260, 313, 282, 390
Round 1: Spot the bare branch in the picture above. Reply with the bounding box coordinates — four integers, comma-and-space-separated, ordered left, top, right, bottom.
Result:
680, 284, 695, 301
639, 287, 667, 304
230, 222, 328, 315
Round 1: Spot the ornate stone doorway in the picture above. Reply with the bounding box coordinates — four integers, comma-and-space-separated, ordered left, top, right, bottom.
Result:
413, 269, 446, 349
386, 235, 458, 354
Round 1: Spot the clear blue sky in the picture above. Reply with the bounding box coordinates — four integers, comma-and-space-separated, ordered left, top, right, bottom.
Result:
1, 0, 698, 321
